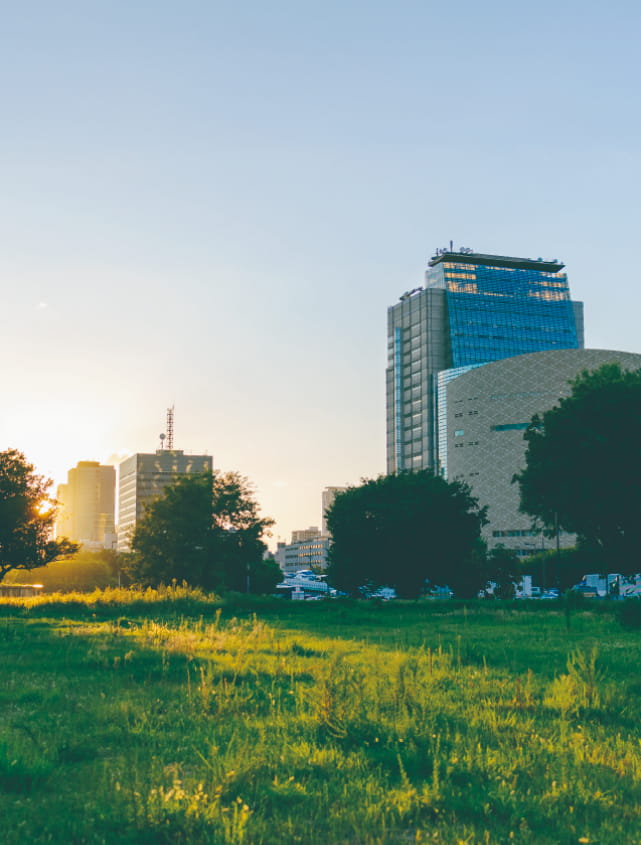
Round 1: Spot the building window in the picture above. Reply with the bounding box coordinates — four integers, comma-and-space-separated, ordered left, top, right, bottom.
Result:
491, 423, 529, 432
454, 429, 465, 437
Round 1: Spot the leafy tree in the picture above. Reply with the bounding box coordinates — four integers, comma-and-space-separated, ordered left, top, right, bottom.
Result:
127, 473, 214, 588
514, 364, 641, 573
326, 471, 487, 598
445, 538, 489, 600
0, 449, 78, 583
127, 471, 277, 593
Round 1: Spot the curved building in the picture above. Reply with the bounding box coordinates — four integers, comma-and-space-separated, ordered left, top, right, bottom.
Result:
441, 349, 641, 556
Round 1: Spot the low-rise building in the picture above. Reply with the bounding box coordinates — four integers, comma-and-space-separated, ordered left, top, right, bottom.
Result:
274, 534, 331, 575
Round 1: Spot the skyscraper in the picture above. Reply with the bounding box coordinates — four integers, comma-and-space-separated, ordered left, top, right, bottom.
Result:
55, 461, 116, 549
117, 450, 213, 551
386, 248, 584, 475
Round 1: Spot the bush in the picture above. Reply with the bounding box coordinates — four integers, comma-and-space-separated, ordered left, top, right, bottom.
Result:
617, 598, 641, 630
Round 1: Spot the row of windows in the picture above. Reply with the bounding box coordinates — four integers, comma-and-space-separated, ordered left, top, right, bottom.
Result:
452, 423, 527, 435
492, 529, 537, 537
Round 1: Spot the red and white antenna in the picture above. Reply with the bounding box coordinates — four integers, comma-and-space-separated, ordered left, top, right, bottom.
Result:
166, 405, 174, 450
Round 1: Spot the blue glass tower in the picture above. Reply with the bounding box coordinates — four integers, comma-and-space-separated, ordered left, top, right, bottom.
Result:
386, 250, 583, 474
426, 253, 579, 366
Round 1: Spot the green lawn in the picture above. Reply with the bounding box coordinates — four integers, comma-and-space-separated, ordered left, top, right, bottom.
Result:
0, 588, 639, 844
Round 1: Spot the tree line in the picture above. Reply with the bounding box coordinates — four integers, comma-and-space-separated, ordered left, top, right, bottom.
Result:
1, 363, 639, 596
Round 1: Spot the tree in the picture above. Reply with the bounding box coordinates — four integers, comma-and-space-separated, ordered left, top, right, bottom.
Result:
127, 471, 277, 593
127, 473, 215, 588
326, 471, 487, 598
445, 537, 490, 600
0, 449, 78, 583
514, 364, 641, 574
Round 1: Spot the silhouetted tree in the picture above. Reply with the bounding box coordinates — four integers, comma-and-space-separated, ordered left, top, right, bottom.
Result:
326, 471, 487, 598
0, 449, 78, 583
522, 542, 606, 593
446, 538, 489, 600
514, 364, 641, 573
127, 471, 277, 593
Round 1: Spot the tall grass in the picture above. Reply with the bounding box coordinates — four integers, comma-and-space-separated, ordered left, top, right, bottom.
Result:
0, 591, 640, 843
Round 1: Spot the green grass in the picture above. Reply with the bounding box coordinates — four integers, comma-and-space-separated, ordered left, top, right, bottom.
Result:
1, 589, 640, 843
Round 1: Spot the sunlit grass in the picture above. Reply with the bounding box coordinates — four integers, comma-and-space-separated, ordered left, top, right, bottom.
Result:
1, 589, 640, 843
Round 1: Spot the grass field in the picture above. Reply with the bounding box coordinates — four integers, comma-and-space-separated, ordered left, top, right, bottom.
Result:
1, 587, 640, 844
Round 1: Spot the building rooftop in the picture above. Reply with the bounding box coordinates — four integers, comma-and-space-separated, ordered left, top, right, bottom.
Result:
428, 250, 565, 274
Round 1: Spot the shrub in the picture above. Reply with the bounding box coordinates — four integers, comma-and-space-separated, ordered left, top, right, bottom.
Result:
617, 598, 641, 629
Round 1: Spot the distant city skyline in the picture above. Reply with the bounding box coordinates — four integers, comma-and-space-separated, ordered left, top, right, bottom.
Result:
1, 2, 640, 546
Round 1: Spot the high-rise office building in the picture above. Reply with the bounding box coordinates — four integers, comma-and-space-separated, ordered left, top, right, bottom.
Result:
55, 461, 116, 549
321, 486, 347, 535
118, 450, 213, 551
386, 249, 584, 475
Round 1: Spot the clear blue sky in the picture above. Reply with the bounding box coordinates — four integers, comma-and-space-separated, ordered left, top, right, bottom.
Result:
1, 0, 639, 545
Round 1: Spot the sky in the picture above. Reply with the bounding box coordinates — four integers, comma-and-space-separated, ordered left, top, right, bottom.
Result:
1, 0, 640, 547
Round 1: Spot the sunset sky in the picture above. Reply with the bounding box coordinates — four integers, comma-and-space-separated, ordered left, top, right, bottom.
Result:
2, 1, 639, 546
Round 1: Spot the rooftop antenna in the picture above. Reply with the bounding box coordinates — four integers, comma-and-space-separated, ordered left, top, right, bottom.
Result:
166, 405, 174, 450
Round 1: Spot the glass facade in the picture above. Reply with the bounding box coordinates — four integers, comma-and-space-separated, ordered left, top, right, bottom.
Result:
426, 261, 579, 367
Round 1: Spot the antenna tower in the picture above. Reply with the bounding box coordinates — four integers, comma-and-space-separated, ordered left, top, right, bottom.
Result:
166, 405, 174, 450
